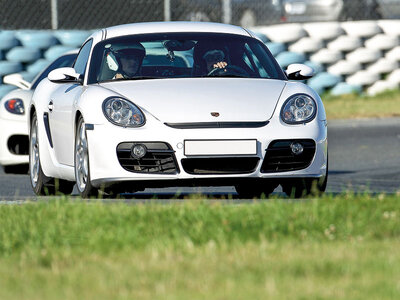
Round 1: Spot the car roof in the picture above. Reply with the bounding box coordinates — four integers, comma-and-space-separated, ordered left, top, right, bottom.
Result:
88, 22, 251, 44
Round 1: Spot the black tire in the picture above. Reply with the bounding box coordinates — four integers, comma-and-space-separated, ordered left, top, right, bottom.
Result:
282, 171, 328, 199
3, 164, 29, 174
29, 112, 74, 196
282, 154, 328, 198
235, 180, 278, 199
281, 179, 312, 199
282, 176, 327, 198
74, 116, 99, 198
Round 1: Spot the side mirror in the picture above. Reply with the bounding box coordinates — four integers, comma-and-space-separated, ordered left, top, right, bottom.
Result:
48, 67, 82, 84
3, 73, 31, 90
286, 64, 315, 80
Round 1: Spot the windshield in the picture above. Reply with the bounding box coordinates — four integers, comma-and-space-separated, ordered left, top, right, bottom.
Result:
88, 33, 285, 84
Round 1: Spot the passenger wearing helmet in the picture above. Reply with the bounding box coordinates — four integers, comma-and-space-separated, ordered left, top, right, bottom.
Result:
107, 43, 146, 79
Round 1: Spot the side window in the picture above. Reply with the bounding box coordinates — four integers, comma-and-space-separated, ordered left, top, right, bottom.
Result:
74, 40, 93, 77
244, 43, 268, 78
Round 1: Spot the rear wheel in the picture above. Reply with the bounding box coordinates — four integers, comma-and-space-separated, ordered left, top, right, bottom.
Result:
235, 180, 278, 199
75, 116, 99, 198
29, 112, 74, 196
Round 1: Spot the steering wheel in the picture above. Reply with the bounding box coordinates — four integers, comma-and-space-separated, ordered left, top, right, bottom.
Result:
207, 65, 249, 77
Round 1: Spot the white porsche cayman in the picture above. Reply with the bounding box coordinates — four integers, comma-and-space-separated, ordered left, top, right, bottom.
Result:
29, 22, 328, 198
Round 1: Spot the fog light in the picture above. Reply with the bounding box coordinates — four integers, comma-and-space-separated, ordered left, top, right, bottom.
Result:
131, 144, 147, 158
290, 142, 304, 155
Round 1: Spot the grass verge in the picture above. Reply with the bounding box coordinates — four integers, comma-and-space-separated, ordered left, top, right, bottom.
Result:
0, 194, 399, 299
323, 90, 400, 119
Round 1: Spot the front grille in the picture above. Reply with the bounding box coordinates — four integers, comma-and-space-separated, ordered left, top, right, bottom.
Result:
117, 142, 179, 174
181, 157, 259, 175
261, 139, 316, 173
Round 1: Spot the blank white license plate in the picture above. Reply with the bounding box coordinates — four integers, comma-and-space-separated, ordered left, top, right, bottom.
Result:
184, 140, 257, 156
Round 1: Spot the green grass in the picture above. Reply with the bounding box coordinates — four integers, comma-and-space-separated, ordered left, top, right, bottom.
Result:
1, 194, 400, 299
323, 89, 400, 119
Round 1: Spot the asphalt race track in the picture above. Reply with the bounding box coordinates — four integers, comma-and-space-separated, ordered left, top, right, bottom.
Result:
1, 118, 399, 200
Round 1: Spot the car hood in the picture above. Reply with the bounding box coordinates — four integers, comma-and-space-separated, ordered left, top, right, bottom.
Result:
100, 78, 286, 123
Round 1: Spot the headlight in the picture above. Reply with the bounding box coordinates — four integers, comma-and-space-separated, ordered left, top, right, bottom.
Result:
280, 94, 317, 124
4, 98, 25, 115
102, 97, 145, 127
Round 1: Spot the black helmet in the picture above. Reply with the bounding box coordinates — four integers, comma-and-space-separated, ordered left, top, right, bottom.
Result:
116, 43, 146, 60
106, 42, 146, 72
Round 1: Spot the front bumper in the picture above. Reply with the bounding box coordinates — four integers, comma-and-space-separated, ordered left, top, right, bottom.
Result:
86, 117, 328, 188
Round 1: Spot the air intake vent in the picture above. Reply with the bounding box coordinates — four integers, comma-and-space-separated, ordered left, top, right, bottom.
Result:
117, 142, 179, 174
7, 135, 29, 155
261, 139, 316, 173
181, 157, 259, 175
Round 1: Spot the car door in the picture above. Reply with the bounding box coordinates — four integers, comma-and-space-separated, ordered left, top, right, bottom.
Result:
49, 40, 92, 167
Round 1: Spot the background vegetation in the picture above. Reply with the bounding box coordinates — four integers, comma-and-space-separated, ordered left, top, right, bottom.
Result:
324, 90, 400, 119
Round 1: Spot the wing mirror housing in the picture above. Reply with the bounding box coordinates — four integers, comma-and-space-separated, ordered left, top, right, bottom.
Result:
48, 67, 82, 84
286, 64, 315, 80
3, 73, 31, 90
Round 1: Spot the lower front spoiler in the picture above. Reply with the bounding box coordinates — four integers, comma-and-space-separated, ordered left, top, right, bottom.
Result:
91, 174, 325, 191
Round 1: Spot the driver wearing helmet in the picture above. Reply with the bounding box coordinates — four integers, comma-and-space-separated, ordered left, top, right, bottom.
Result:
108, 43, 146, 79
202, 49, 228, 73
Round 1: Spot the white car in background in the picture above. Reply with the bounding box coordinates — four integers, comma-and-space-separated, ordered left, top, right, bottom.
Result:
0, 50, 78, 173
29, 22, 328, 198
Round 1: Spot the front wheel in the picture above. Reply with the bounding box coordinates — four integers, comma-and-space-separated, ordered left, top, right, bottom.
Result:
75, 116, 99, 198
29, 112, 74, 196
282, 173, 327, 198
282, 155, 328, 198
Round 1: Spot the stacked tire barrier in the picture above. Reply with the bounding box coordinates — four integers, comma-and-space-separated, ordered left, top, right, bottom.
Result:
254, 20, 400, 96
0, 30, 91, 97
1, 20, 400, 98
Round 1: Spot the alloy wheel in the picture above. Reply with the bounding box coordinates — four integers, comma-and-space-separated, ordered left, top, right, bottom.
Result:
75, 120, 89, 192
30, 116, 40, 188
